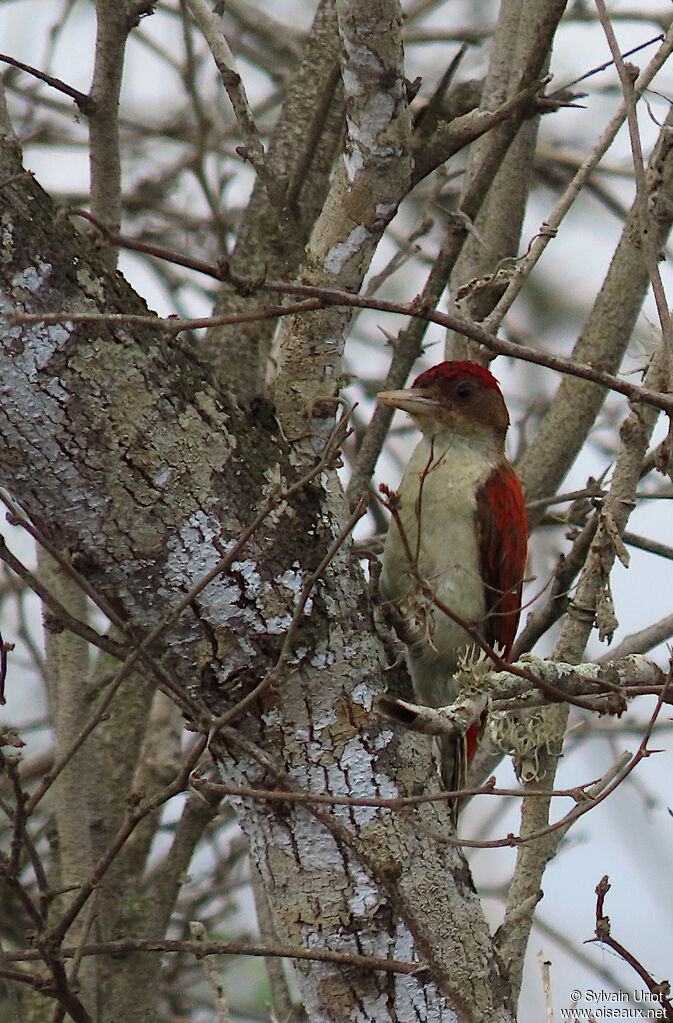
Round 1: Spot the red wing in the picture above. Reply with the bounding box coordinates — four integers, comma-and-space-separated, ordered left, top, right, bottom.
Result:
475, 463, 528, 659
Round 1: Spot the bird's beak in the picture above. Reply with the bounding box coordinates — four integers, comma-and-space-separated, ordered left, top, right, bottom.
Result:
377, 388, 442, 417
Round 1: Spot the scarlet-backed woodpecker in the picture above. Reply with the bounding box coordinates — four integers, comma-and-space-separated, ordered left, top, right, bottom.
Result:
378, 361, 527, 808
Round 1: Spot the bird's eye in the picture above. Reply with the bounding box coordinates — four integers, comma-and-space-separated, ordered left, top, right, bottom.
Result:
455, 381, 474, 399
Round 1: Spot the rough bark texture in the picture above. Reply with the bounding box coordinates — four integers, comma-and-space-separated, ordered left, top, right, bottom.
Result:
445, 0, 567, 359
4, 1, 666, 1018
447, 0, 562, 358
0, 139, 516, 1022
273, 0, 414, 456
203, 0, 345, 398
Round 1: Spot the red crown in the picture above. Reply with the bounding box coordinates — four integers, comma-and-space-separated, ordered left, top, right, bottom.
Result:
412, 360, 501, 393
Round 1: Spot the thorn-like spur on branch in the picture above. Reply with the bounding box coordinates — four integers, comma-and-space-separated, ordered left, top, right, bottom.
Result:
589, 876, 673, 1018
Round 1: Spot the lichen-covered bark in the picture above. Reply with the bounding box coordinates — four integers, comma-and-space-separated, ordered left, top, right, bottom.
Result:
273, 0, 414, 449
203, 0, 345, 398
447, 0, 567, 358
0, 141, 515, 1021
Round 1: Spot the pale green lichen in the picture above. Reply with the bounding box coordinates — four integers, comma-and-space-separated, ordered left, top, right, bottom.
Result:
75, 265, 107, 302
1, 212, 14, 264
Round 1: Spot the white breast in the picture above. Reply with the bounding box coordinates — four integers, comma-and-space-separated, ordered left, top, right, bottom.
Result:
380, 432, 497, 707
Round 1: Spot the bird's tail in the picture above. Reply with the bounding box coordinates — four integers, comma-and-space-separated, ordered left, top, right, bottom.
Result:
439, 714, 486, 825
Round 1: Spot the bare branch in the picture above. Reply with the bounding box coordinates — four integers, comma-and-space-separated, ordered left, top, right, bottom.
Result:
0, 52, 92, 112
588, 876, 673, 1020
2, 935, 418, 976
185, 0, 272, 194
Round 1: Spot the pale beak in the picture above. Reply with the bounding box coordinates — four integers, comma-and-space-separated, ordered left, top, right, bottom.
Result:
377, 388, 443, 417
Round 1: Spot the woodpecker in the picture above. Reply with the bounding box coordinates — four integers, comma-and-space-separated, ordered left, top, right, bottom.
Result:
378, 360, 527, 807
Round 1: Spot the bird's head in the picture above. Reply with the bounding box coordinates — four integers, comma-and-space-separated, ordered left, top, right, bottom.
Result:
377, 361, 510, 443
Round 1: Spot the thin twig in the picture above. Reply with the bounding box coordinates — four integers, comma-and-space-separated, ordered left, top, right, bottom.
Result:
595, 0, 673, 356
11, 240, 673, 415
1, 936, 418, 976
0, 535, 127, 662
588, 876, 673, 1019
192, 775, 628, 810
482, 23, 673, 334
185, 0, 275, 198
435, 674, 670, 848
0, 52, 92, 112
